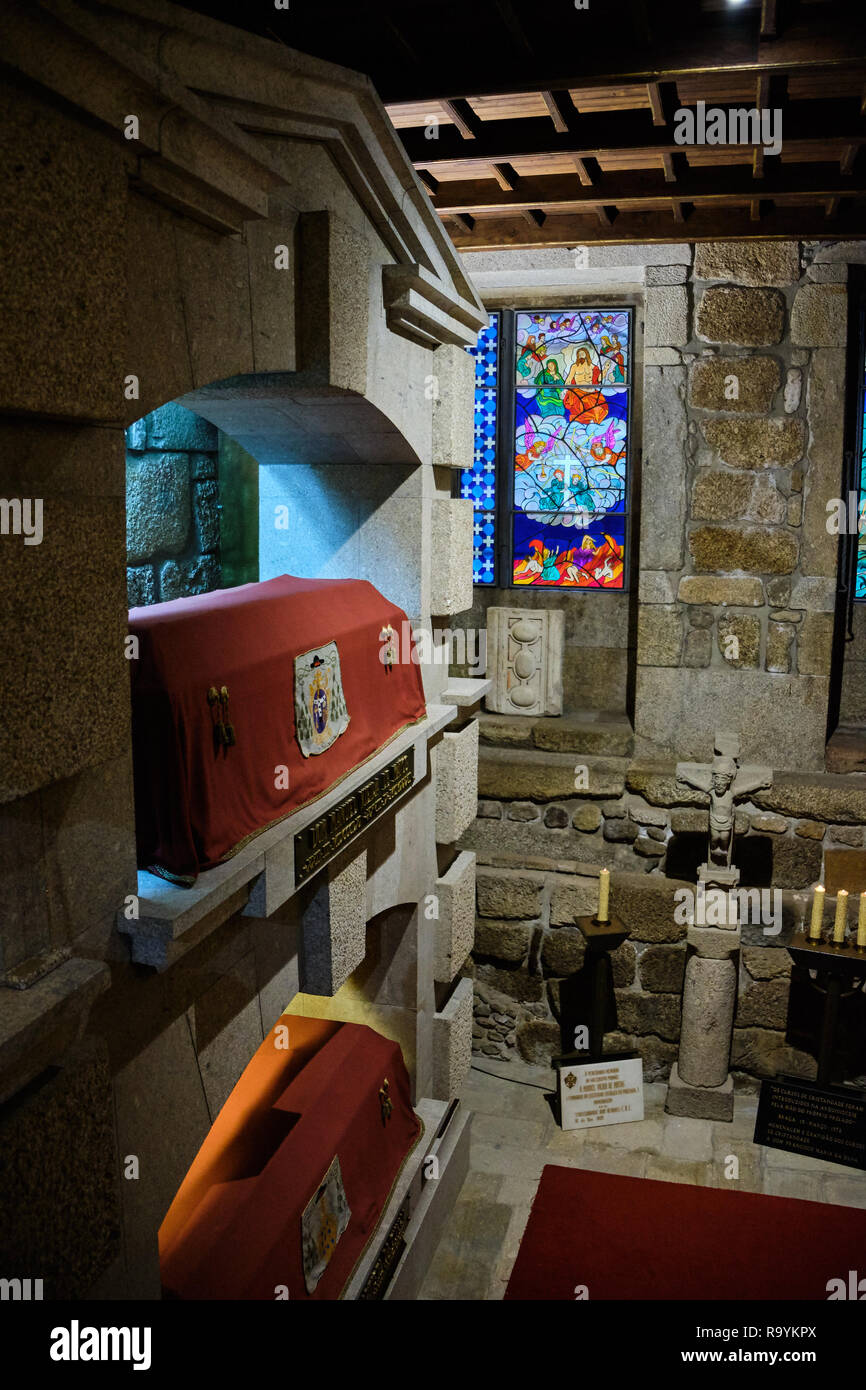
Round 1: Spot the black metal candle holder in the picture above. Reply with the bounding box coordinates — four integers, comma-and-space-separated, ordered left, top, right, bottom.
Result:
787, 931, 866, 1087
553, 913, 629, 1066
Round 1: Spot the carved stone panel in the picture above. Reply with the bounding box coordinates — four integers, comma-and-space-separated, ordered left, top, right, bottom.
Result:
486, 608, 564, 716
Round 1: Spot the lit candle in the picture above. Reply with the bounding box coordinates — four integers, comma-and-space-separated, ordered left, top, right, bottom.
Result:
858, 894, 866, 949
809, 884, 824, 940
833, 889, 848, 944
597, 868, 610, 924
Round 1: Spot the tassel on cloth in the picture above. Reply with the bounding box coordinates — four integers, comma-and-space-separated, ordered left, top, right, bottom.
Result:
220, 686, 236, 747
207, 685, 227, 750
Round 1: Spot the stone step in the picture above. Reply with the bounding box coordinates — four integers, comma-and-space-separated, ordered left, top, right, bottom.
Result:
478, 709, 634, 758
478, 745, 629, 800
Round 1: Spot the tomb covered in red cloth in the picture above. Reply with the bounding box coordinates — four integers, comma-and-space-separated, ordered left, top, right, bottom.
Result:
159, 1018, 422, 1300
129, 575, 426, 883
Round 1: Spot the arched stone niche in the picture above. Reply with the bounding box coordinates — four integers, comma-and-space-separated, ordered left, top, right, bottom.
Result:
0, 0, 484, 1299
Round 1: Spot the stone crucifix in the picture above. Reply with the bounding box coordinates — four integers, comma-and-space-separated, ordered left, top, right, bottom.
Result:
666, 733, 774, 1124
676, 732, 772, 872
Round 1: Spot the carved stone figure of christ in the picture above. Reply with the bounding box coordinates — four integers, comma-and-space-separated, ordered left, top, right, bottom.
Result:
676, 738, 773, 868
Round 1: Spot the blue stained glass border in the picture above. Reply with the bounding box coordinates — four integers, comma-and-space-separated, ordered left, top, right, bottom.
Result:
858, 381, 866, 600
461, 314, 500, 585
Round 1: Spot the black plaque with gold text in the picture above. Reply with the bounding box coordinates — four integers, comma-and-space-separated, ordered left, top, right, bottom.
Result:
754, 1075, 866, 1171
294, 750, 415, 887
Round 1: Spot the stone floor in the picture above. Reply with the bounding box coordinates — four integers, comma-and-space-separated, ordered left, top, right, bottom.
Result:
417, 1059, 866, 1301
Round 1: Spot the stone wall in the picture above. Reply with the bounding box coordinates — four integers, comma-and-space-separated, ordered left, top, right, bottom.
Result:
636, 239, 845, 771
466, 857, 835, 1087
459, 240, 853, 768
126, 403, 221, 606
457, 239, 866, 1080
453, 585, 632, 713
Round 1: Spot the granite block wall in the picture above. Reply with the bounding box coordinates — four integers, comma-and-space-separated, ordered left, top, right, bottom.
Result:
636, 239, 846, 770
463, 855, 855, 1087
125, 402, 221, 606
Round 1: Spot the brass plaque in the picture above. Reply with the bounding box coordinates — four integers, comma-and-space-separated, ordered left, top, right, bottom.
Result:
294, 750, 415, 886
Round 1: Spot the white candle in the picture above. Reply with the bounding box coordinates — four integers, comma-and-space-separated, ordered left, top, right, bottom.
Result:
597, 868, 610, 924
858, 894, 866, 949
833, 889, 848, 944
809, 884, 824, 940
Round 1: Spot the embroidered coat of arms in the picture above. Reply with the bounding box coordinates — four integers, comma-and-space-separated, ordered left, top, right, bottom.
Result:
294, 641, 350, 757
301, 1155, 352, 1294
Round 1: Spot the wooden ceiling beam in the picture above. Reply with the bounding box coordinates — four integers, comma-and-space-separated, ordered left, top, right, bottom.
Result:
490, 162, 518, 191
541, 89, 571, 134
432, 163, 866, 215
647, 82, 665, 126
441, 99, 479, 140
417, 168, 439, 195
572, 155, 594, 187
760, 0, 778, 42
444, 203, 866, 250
402, 98, 866, 167
753, 144, 765, 180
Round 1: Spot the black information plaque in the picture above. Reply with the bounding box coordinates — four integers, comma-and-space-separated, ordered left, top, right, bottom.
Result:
294, 749, 415, 887
754, 1075, 866, 1172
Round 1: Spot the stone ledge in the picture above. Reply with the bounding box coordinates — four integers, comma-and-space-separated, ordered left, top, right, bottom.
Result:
118, 703, 456, 969
442, 678, 492, 712
479, 747, 629, 800
477, 709, 634, 758
753, 773, 866, 824
0, 958, 110, 1105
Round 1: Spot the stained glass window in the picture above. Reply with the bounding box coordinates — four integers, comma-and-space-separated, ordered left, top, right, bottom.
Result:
461, 307, 631, 589
511, 309, 630, 589
858, 362, 866, 600
462, 313, 500, 585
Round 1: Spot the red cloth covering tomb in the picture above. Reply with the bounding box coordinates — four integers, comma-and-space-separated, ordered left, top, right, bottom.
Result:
129, 575, 426, 883
159, 1017, 422, 1300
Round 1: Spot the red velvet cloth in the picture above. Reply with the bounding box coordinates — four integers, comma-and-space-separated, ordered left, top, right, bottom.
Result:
129, 576, 426, 882
506, 1165, 866, 1300
160, 1021, 422, 1300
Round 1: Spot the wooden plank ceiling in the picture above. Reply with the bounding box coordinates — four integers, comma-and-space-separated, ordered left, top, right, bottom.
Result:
187, 0, 866, 244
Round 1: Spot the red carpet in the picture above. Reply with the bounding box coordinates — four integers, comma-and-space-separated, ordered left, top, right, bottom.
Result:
505, 1166, 866, 1300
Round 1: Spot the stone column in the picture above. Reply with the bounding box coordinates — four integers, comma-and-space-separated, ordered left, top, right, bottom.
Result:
678, 954, 737, 1088
666, 873, 740, 1121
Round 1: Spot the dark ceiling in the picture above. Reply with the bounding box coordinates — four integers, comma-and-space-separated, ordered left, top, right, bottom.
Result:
176, 0, 866, 246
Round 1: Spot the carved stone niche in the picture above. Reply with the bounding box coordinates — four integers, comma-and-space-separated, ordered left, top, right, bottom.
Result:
486, 608, 564, 717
